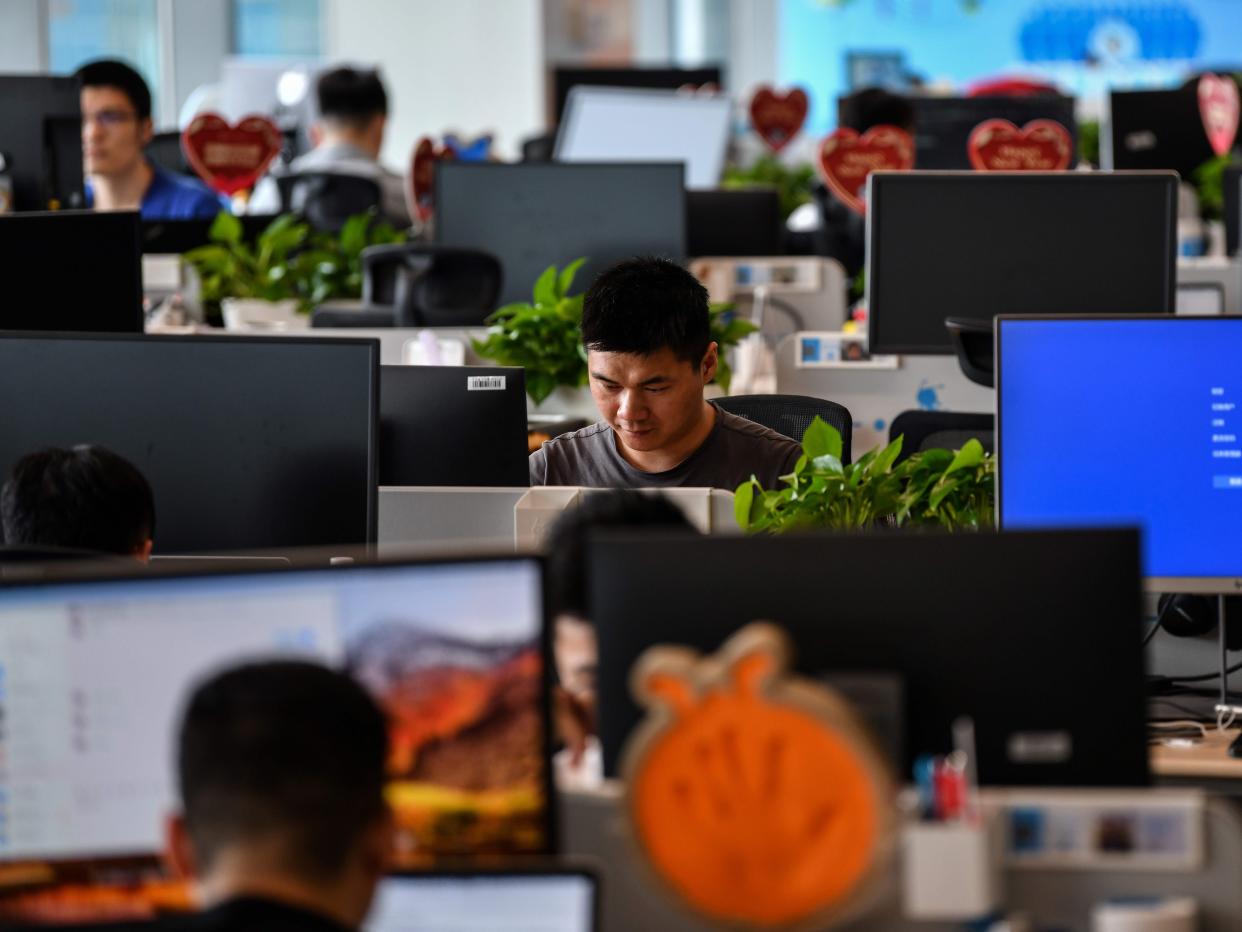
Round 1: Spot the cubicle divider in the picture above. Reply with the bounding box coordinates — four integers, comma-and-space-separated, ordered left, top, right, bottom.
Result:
379, 486, 737, 554
775, 335, 994, 454
563, 785, 1242, 931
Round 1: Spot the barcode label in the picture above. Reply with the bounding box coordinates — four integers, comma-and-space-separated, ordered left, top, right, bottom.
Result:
467, 376, 507, 391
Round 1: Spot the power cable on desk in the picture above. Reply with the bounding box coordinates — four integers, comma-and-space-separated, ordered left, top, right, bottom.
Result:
1142, 596, 1177, 648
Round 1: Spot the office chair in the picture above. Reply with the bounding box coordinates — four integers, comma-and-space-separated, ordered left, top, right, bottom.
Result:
276, 172, 383, 233
311, 244, 503, 328
888, 410, 994, 464
145, 131, 192, 176
714, 394, 853, 464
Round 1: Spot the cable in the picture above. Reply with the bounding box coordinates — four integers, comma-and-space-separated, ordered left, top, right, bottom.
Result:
1142, 595, 1181, 648
1164, 659, 1242, 684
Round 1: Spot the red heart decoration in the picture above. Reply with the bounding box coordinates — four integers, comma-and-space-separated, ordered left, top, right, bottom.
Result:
406, 137, 455, 224
749, 87, 810, 153
1199, 74, 1240, 157
816, 126, 915, 215
181, 112, 283, 196
966, 119, 1073, 171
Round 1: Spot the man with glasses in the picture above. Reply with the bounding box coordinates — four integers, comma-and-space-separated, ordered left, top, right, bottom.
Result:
76, 59, 224, 220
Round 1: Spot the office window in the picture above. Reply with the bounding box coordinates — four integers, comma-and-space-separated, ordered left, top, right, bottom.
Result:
233, 0, 322, 58
47, 0, 161, 113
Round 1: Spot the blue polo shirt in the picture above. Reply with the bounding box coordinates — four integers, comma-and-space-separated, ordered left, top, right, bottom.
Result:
86, 163, 228, 220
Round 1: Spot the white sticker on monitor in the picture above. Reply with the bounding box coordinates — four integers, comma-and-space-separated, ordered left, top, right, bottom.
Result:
467, 376, 507, 391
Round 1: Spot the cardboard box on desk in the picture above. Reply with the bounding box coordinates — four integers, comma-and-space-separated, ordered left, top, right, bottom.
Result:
514, 487, 738, 549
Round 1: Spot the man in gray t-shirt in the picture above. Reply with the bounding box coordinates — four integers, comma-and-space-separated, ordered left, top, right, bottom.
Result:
528, 257, 802, 492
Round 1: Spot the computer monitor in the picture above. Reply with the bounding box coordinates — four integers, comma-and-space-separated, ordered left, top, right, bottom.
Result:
0, 555, 551, 924
367, 869, 596, 932
589, 529, 1147, 785
435, 163, 686, 307
866, 171, 1179, 355
0, 211, 143, 332
0, 333, 379, 554
906, 95, 1078, 170
996, 315, 1242, 593
140, 214, 276, 254
1108, 86, 1220, 179
687, 189, 784, 257
554, 87, 731, 189
551, 65, 722, 124
379, 365, 530, 487
0, 74, 86, 211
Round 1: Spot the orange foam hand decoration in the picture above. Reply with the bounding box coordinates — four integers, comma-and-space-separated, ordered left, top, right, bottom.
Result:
623, 623, 894, 929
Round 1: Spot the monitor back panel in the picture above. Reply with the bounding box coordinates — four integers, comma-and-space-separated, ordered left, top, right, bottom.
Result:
379, 365, 530, 487
687, 189, 784, 257
0, 211, 143, 332
435, 162, 686, 307
589, 529, 1147, 786
866, 171, 1178, 355
0, 334, 379, 553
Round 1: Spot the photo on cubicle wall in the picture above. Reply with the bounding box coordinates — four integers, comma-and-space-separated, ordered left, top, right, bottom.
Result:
0, 556, 553, 924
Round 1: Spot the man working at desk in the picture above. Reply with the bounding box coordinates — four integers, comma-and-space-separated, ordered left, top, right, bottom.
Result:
530, 257, 801, 490
250, 67, 410, 227
77, 59, 223, 220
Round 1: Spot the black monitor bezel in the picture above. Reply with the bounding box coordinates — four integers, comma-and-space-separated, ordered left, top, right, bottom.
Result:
865, 170, 1180, 356
0, 331, 381, 548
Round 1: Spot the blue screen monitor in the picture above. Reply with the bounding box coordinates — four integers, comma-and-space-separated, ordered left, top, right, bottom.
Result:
997, 315, 1242, 591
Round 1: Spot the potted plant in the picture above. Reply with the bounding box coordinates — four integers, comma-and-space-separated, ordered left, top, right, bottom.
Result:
473, 258, 759, 411
184, 210, 406, 329
735, 416, 994, 533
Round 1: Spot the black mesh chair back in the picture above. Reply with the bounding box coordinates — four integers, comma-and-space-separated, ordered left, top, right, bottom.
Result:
714, 394, 853, 464
276, 172, 382, 233
145, 131, 192, 176
364, 244, 503, 327
889, 410, 994, 464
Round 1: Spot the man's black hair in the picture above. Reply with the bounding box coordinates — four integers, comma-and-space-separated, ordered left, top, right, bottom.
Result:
74, 59, 152, 121
580, 256, 712, 364
0, 446, 155, 555
317, 67, 389, 125
177, 660, 389, 880
839, 87, 915, 134
545, 491, 694, 620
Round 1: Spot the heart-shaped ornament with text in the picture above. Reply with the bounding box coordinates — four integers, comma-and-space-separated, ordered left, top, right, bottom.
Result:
181, 113, 283, 196
750, 87, 810, 153
1199, 74, 1240, 157
966, 119, 1072, 171
817, 126, 915, 215
406, 137, 455, 223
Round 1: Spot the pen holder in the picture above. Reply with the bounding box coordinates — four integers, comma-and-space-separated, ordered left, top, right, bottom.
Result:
902, 810, 1004, 920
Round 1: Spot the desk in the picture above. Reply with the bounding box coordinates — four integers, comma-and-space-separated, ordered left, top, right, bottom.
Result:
1152, 727, 1242, 784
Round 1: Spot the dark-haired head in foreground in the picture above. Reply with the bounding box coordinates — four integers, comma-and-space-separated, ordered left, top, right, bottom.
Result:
0, 445, 155, 560
169, 660, 391, 929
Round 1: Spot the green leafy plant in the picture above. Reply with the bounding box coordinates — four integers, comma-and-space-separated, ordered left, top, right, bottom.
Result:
1192, 153, 1234, 221
472, 258, 590, 405
735, 416, 994, 533
184, 210, 407, 322
1077, 119, 1100, 168
473, 260, 760, 405
724, 154, 817, 219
